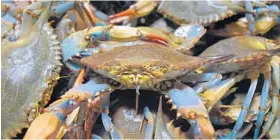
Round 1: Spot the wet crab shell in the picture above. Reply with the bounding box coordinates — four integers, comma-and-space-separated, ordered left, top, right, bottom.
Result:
81, 42, 225, 89
157, 1, 239, 25
1, 7, 62, 138
199, 36, 280, 73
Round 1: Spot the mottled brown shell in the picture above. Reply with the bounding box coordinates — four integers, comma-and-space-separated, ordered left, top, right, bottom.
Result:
82, 42, 205, 79
81, 42, 232, 88
199, 36, 278, 73
157, 1, 237, 25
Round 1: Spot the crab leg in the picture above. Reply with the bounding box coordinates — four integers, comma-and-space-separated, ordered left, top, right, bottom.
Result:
108, 0, 159, 24
254, 69, 271, 138
217, 123, 254, 138
245, 1, 255, 34
165, 84, 215, 139
154, 96, 172, 139
20, 1, 46, 37
200, 74, 245, 111
2, 13, 17, 24
20, 1, 74, 37
182, 72, 223, 94
266, 100, 280, 139
101, 113, 124, 139
259, 57, 280, 138
143, 107, 155, 139
224, 72, 259, 139
255, 5, 280, 15
24, 79, 113, 139
50, 1, 74, 17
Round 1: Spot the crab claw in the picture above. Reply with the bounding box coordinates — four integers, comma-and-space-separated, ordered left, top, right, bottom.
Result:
109, 1, 158, 24
200, 74, 245, 111
24, 112, 64, 139
101, 113, 124, 139
24, 78, 113, 139
173, 24, 206, 52
62, 28, 90, 63
50, 1, 74, 17
155, 96, 189, 139
81, 1, 109, 26
166, 85, 215, 139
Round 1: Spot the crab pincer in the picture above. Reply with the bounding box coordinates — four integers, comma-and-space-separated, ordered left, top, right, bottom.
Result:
166, 84, 215, 139
24, 76, 113, 139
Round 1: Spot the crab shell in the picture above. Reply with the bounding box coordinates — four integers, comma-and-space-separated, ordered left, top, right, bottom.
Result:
157, 1, 241, 25
81, 42, 213, 89
1, 6, 62, 138
199, 36, 280, 73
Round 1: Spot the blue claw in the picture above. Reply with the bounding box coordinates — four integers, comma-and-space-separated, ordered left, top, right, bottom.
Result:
254, 72, 271, 139
143, 107, 154, 139
80, 48, 100, 57
174, 24, 206, 50
67, 79, 112, 98
62, 29, 90, 62
167, 85, 215, 139
51, 2, 74, 17
45, 79, 112, 120
101, 113, 124, 139
193, 73, 222, 94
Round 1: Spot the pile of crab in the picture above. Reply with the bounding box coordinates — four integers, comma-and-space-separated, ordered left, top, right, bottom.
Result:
1, 1, 280, 139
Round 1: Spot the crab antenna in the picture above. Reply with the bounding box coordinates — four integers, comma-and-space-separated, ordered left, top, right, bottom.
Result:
135, 85, 141, 114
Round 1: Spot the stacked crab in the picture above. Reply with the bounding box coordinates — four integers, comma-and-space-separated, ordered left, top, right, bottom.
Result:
1, 1, 280, 139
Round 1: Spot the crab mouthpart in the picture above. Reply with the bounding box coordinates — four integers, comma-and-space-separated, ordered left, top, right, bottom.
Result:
119, 74, 154, 88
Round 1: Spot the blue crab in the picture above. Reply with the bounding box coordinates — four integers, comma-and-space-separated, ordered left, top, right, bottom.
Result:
1, 4, 62, 138
191, 36, 280, 138
24, 39, 235, 139
78, 41, 232, 138
109, 0, 280, 33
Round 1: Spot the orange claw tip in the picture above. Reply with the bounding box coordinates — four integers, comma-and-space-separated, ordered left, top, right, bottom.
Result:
109, 16, 130, 24
73, 68, 86, 88
24, 113, 61, 139
196, 117, 215, 139
144, 34, 169, 46
109, 8, 135, 20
